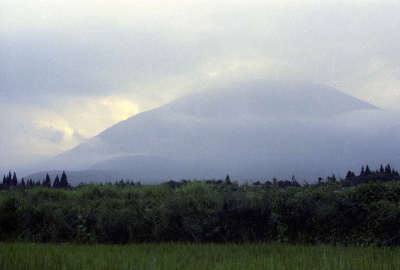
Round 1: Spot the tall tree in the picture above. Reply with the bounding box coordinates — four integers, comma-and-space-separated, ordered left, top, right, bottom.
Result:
385, 164, 392, 174
346, 171, 355, 179
12, 172, 18, 185
360, 165, 365, 176
6, 171, 12, 185
225, 174, 231, 185
43, 174, 51, 188
60, 171, 68, 189
53, 175, 60, 188
365, 165, 371, 176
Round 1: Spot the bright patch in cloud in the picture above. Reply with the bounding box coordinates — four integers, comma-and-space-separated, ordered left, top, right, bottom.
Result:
99, 97, 140, 122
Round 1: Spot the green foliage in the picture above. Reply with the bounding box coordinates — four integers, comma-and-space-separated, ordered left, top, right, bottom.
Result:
1, 176, 400, 245
0, 194, 21, 240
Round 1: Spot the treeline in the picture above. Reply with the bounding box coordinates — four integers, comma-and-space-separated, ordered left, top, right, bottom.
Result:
342, 164, 400, 187
2, 163, 399, 190
1, 165, 400, 245
1, 171, 69, 190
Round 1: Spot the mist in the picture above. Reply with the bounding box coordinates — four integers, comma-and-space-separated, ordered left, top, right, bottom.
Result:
18, 80, 400, 184
1, 1, 399, 180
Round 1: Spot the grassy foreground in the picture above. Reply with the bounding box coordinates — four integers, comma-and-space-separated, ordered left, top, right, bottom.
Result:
1, 243, 399, 270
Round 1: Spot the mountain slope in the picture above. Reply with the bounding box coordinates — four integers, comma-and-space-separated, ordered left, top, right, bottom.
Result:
29, 80, 399, 183
166, 80, 378, 118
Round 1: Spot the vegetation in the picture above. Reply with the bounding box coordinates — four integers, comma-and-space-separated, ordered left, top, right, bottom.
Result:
1, 242, 399, 270
1, 164, 400, 245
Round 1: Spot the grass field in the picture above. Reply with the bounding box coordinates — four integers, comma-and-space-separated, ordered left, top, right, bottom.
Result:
1, 243, 399, 270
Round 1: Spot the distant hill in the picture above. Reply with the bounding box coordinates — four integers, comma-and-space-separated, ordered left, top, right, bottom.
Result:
24, 80, 400, 183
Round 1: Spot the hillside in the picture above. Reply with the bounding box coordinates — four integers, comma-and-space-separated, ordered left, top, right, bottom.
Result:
24, 80, 400, 183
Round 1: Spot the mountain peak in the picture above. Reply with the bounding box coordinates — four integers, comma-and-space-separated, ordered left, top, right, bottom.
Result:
28, 80, 393, 183
163, 80, 379, 118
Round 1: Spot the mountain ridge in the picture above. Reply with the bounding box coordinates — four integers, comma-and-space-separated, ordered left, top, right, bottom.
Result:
23, 80, 398, 183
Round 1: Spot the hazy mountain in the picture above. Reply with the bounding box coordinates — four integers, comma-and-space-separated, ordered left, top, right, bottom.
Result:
24, 80, 400, 183
167, 80, 377, 118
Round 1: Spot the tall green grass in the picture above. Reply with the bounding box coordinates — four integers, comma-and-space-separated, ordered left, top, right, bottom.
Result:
1, 243, 399, 270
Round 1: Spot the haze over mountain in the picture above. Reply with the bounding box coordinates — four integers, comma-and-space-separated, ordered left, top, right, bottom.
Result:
23, 80, 400, 184
3, 1, 400, 183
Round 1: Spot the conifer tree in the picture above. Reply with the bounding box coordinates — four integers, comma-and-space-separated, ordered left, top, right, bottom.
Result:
12, 172, 18, 185
365, 165, 371, 176
346, 171, 355, 179
360, 165, 365, 176
380, 164, 384, 173
385, 164, 392, 174
43, 173, 51, 187
60, 171, 68, 189
273, 176, 278, 187
53, 175, 60, 188
6, 171, 12, 185
225, 174, 231, 185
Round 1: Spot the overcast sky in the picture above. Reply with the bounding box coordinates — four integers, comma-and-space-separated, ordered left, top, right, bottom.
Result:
1, 0, 400, 170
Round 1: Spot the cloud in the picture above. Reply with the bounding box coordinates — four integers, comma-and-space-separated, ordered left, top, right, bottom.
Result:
37, 126, 68, 144
0, 95, 142, 170
1, 0, 400, 169
343, 59, 400, 109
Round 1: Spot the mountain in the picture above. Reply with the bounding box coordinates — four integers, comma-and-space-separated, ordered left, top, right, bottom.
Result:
24, 80, 400, 183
